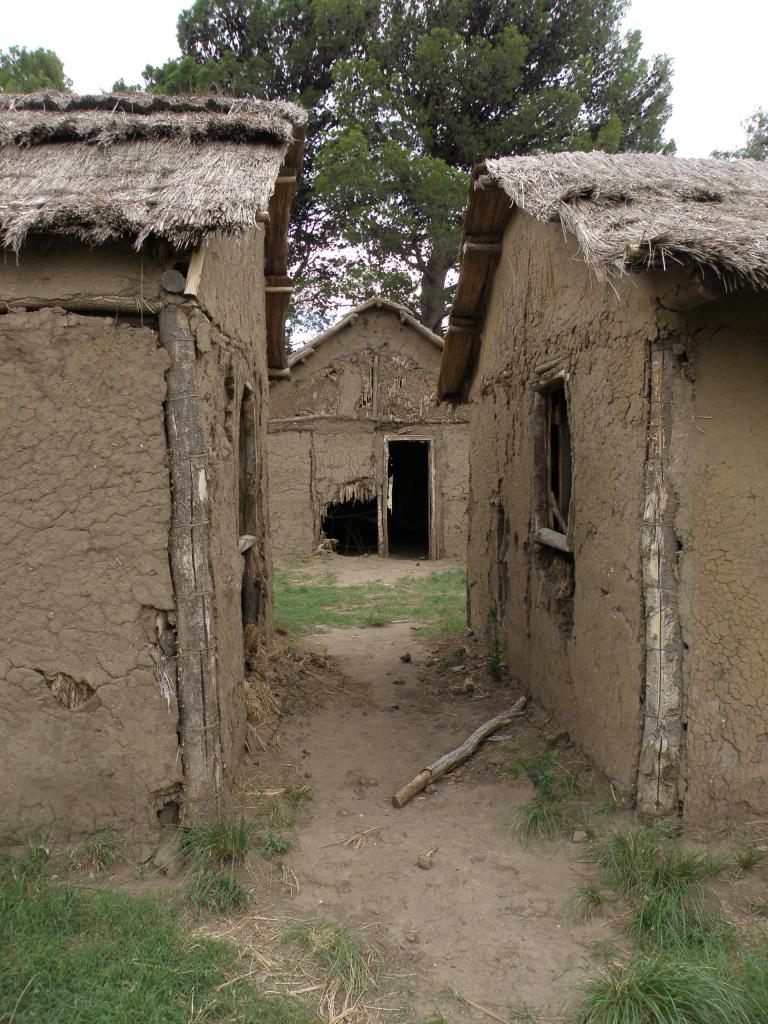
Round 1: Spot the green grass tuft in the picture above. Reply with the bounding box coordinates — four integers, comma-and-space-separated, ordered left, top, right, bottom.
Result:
286, 784, 314, 808
735, 846, 767, 871
185, 869, 248, 914
515, 794, 575, 842
68, 828, 123, 874
592, 825, 729, 950
176, 815, 253, 872
574, 952, 754, 1024
569, 885, 606, 919
0, 849, 318, 1023
258, 825, 293, 858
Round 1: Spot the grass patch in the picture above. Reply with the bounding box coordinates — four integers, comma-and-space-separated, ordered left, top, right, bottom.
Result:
283, 919, 379, 1020
257, 825, 293, 859
592, 825, 728, 950
575, 952, 755, 1024
274, 566, 466, 637
185, 869, 248, 914
515, 795, 575, 842
286, 784, 314, 808
68, 828, 123, 874
572, 824, 766, 1024
0, 848, 319, 1024
735, 846, 767, 871
510, 747, 578, 842
176, 815, 253, 872
569, 885, 606, 919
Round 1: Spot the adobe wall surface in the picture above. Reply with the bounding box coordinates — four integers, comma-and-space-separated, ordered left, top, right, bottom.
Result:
268, 309, 469, 558
0, 307, 179, 840
667, 291, 768, 819
466, 213, 654, 795
0, 226, 273, 837
0, 237, 163, 307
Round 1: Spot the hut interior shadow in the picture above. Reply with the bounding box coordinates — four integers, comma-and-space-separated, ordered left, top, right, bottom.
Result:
387, 439, 430, 558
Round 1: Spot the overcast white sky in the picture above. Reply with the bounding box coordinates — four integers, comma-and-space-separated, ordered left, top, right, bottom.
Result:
1, 0, 765, 157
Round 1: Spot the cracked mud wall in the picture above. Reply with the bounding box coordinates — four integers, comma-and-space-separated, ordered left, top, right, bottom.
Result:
0, 226, 273, 837
0, 307, 180, 839
467, 214, 653, 795
666, 290, 768, 819
268, 309, 469, 557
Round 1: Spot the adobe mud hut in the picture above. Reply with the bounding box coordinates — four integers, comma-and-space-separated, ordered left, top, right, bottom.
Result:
0, 92, 306, 839
439, 152, 768, 821
268, 298, 469, 559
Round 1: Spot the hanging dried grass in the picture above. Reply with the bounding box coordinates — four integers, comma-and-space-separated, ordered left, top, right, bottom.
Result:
486, 152, 768, 289
0, 91, 307, 251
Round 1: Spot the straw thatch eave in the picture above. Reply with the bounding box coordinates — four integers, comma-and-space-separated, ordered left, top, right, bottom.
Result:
438, 151, 768, 401
287, 297, 443, 370
0, 92, 306, 253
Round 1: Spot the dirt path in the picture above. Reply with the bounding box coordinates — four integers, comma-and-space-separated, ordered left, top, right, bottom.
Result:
247, 562, 615, 1022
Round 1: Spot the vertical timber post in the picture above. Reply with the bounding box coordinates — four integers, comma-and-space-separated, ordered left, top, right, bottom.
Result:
160, 305, 223, 823
637, 342, 684, 816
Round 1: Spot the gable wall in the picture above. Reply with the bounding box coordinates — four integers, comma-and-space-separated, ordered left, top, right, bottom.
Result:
268, 310, 469, 559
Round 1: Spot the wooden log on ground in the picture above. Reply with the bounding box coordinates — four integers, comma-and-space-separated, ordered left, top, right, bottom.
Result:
392, 697, 526, 807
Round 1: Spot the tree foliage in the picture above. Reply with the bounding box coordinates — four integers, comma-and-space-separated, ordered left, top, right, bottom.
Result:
144, 0, 674, 332
713, 109, 768, 162
0, 46, 71, 93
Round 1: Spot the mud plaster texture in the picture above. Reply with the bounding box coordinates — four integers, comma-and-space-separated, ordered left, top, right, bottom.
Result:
465, 209, 768, 820
0, 225, 273, 839
0, 306, 179, 839
268, 308, 469, 558
665, 290, 768, 819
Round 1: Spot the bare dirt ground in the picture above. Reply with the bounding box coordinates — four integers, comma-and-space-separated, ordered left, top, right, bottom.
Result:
237, 556, 618, 1023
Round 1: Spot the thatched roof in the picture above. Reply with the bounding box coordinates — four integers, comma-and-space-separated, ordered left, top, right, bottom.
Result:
288, 297, 443, 369
438, 152, 768, 399
486, 152, 768, 288
0, 91, 307, 251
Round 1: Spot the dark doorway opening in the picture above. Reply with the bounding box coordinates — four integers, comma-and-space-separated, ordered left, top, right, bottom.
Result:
239, 385, 265, 630
322, 499, 379, 555
387, 440, 430, 558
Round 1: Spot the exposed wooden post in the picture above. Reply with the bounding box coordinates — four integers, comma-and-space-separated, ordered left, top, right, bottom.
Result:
637, 343, 684, 816
160, 305, 223, 823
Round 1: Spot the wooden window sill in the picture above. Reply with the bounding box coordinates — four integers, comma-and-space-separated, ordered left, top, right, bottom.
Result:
533, 527, 572, 554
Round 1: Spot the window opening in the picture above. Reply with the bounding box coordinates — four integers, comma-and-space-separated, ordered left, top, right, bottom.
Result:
387, 440, 430, 558
322, 499, 378, 555
545, 385, 572, 535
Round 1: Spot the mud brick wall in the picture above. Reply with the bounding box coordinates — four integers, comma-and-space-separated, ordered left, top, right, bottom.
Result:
465, 209, 768, 820
667, 291, 768, 818
466, 213, 656, 797
0, 307, 180, 839
268, 309, 469, 558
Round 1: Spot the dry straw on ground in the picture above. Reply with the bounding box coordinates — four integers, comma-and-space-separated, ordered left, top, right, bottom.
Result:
204, 914, 382, 1024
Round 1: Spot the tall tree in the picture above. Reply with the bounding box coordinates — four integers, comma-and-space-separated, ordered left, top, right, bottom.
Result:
0, 46, 71, 93
144, 0, 673, 332
713, 109, 768, 161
